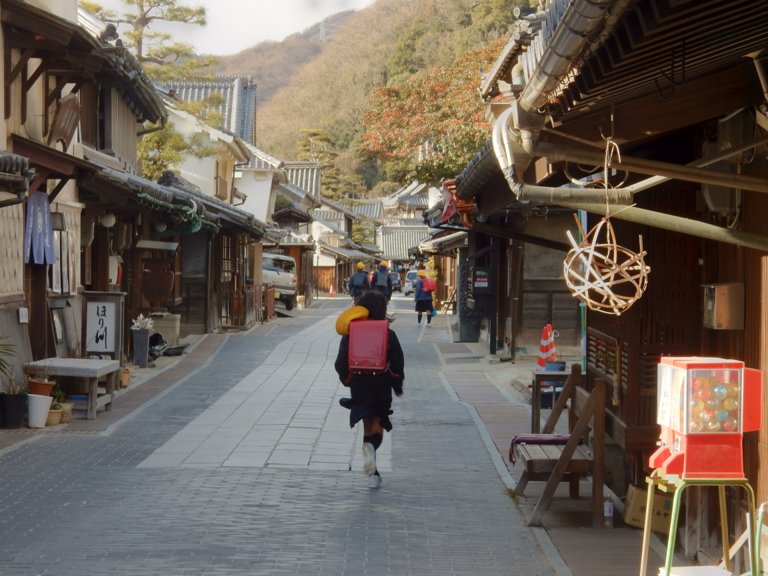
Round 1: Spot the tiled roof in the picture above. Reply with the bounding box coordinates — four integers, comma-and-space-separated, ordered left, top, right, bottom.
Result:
90, 164, 264, 236
418, 231, 467, 253
398, 194, 429, 209
379, 226, 431, 261
313, 216, 346, 235
158, 77, 258, 144
263, 227, 314, 246
317, 240, 370, 261
243, 142, 283, 170
382, 218, 427, 227
359, 242, 382, 254
278, 182, 319, 209
285, 162, 320, 198
312, 210, 344, 223
318, 196, 359, 219
346, 200, 383, 220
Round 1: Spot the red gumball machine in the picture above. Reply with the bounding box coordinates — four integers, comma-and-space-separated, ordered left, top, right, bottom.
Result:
649, 357, 762, 479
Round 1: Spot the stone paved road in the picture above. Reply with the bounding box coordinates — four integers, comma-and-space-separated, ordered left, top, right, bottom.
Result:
0, 296, 557, 576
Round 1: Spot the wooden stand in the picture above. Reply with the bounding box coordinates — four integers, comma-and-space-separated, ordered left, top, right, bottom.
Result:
638, 470, 758, 576
25, 358, 119, 420
510, 367, 605, 527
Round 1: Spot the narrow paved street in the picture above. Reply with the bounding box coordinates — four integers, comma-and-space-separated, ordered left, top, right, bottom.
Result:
0, 295, 557, 576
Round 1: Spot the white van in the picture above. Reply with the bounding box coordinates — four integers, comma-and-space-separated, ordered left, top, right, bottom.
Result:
404, 269, 419, 295
262, 253, 297, 310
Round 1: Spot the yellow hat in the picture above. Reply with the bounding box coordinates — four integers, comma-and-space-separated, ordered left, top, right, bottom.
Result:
335, 306, 369, 335
356, 261, 364, 270
417, 269, 425, 277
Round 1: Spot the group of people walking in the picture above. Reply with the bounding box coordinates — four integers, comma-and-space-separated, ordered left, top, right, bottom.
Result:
347, 261, 435, 323
337, 262, 437, 488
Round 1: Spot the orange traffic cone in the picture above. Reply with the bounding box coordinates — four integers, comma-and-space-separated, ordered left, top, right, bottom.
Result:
329, 284, 335, 298
537, 324, 558, 368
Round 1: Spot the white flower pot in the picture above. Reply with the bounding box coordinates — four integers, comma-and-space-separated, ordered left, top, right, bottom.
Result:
27, 393, 53, 429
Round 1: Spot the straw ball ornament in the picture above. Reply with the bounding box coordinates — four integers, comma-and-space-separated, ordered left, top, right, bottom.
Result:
563, 216, 650, 316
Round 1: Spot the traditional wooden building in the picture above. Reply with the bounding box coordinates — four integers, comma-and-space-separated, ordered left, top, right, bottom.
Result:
454, 0, 768, 561
0, 0, 265, 384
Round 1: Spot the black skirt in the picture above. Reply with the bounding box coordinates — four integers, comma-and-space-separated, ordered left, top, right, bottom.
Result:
415, 299, 433, 313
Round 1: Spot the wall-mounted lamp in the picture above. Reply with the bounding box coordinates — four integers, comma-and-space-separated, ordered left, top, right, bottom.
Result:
100, 212, 117, 228
154, 221, 167, 233
50, 212, 66, 231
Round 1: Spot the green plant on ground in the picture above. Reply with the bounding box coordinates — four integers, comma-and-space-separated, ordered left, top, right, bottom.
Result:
51, 386, 66, 410
0, 336, 15, 382
0, 336, 20, 393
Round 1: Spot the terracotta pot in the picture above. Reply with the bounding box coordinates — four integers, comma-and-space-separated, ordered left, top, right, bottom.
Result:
27, 377, 55, 396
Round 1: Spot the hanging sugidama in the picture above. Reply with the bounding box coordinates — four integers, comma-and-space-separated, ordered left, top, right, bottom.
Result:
563, 140, 651, 316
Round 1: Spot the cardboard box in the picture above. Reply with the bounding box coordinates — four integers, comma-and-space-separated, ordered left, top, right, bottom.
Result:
623, 484, 673, 534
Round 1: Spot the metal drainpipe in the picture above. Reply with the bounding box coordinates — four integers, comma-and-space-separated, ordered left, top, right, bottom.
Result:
497, 133, 768, 205
536, 141, 768, 195
558, 201, 768, 252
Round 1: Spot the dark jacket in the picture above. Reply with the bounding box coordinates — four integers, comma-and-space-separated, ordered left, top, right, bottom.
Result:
334, 328, 405, 430
371, 267, 393, 300
348, 270, 370, 298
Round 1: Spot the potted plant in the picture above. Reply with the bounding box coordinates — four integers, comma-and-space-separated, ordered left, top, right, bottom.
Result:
25, 358, 56, 396
46, 386, 66, 426
0, 336, 27, 429
119, 354, 131, 389
131, 314, 154, 368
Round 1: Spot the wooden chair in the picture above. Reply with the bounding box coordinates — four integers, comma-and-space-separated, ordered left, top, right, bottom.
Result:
510, 364, 606, 526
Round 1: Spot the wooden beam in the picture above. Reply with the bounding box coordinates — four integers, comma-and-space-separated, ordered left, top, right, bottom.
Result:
28, 171, 48, 193
8, 47, 34, 85
47, 178, 69, 202
4, 37, 10, 119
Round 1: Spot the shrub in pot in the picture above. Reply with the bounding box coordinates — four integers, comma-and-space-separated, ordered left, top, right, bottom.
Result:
0, 336, 26, 429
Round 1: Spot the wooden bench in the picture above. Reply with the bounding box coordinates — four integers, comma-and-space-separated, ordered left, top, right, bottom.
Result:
509, 364, 606, 526
25, 358, 119, 420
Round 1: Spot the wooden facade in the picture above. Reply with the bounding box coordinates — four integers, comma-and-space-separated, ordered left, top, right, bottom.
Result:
446, 0, 768, 559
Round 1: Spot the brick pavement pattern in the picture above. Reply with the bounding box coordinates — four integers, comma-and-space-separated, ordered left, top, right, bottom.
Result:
0, 300, 557, 576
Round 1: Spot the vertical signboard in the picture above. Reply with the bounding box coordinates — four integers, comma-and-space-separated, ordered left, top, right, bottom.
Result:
82, 292, 125, 360
85, 301, 116, 355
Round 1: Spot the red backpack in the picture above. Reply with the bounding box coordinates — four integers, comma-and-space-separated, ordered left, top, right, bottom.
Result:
348, 320, 389, 374
421, 277, 436, 293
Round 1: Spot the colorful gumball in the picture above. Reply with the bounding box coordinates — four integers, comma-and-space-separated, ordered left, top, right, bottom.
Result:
722, 397, 738, 411
689, 420, 704, 433
706, 398, 722, 411
705, 419, 721, 432
722, 417, 739, 432
700, 408, 715, 422
712, 384, 728, 400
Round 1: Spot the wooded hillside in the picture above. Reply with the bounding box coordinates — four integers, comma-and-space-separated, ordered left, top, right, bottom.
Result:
216, 11, 355, 106
217, 0, 526, 187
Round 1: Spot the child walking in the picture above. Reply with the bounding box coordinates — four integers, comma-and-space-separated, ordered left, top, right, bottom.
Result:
414, 269, 434, 326
335, 290, 404, 488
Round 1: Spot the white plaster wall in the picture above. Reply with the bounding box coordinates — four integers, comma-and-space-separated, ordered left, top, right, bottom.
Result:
176, 154, 216, 196
169, 111, 231, 198
30, 0, 78, 21
236, 171, 275, 223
